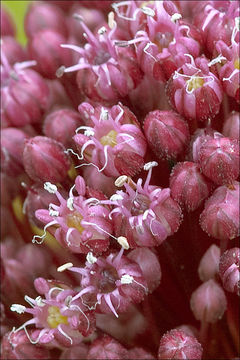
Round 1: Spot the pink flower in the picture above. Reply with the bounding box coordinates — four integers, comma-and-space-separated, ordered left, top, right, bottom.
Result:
35, 176, 112, 254
108, 162, 182, 247
68, 247, 147, 318
166, 55, 223, 121
73, 103, 147, 177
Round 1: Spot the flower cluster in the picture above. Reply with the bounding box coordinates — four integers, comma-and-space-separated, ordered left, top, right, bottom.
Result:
1, 1, 239, 359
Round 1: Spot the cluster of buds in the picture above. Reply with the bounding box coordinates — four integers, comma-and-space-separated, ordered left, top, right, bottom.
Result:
1, 1, 239, 359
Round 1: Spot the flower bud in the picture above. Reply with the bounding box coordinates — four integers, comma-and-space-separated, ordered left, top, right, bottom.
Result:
1, 68, 49, 127
1, 6, 15, 36
67, 5, 105, 44
199, 137, 239, 185
198, 244, 221, 282
23, 136, 71, 183
200, 182, 239, 240
87, 335, 129, 360
158, 328, 203, 359
1, 128, 29, 176
43, 108, 82, 147
60, 343, 89, 360
188, 127, 223, 163
144, 110, 190, 160
219, 247, 240, 295
1, 36, 27, 65
190, 279, 227, 323
222, 111, 240, 141
28, 29, 72, 79
170, 162, 211, 212
127, 248, 161, 293
1, 330, 50, 360
24, 2, 68, 39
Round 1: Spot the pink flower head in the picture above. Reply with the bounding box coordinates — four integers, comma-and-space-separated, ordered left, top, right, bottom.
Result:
170, 161, 212, 212
10, 278, 95, 348
1, 54, 49, 127
57, 17, 142, 103
67, 246, 148, 318
198, 137, 239, 185
166, 55, 223, 122
158, 328, 203, 360
219, 247, 240, 295
34, 176, 112, 254
106, 162, 182, 247
73, 103, 147, 177
200, 181, 239, 240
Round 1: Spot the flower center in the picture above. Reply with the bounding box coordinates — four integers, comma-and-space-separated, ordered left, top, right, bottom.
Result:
187, 77, 204, 92
66, 211, 84, 233
234, 58, 239, 70
47, 306, 68, 329
153, 32, 173, 52
93, 49, 111, 66
100, 130, 118, 147
131, 194, 150, 216
99, 266, 119, 293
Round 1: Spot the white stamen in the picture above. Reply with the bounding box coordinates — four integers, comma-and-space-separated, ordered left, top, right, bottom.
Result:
121, 274, 134, 284
144, 161, 158, 171
84, 129, 95, 137
110, 194, 123, 202
49, 209, 59, 217
44, 182, 57, 194
115, 175, 128, 187
208, 54, 227, 67
141, 6, 155, 17
117, 236, 129, 250
143, 42, 157, 62
67, 197, 74, 211
10, 304, 26, 314
100, 107, 109, 121
58, 324, 73, 345
108, 11, 115, 29
98, 26, 107, 35
171, 13, 182, 22
35, 296, 45, 307
32, 220, 58, 244
57, 263, 73, 272
86, 252, 97, 264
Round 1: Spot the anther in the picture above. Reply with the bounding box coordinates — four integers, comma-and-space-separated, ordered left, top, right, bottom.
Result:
144, 161, 158, 171
86, 252, 98, 264
44, 182, 57, 194
10, 304, 26, 314
115, 175, 128, 187
57, 263, 73, 272
117, 236, 129, 250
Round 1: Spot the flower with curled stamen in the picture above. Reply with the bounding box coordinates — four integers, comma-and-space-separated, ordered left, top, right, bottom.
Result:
166, 54, 223, 121
67, 247, 148, 318
71, 103, 147, 177
57, 15, 142, 104
10, 278, 95, 348
101, 162, 182, 248
34, 176, 112, 254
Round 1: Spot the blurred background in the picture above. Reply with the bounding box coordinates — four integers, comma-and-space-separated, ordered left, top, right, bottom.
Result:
2, 1, 29, 44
